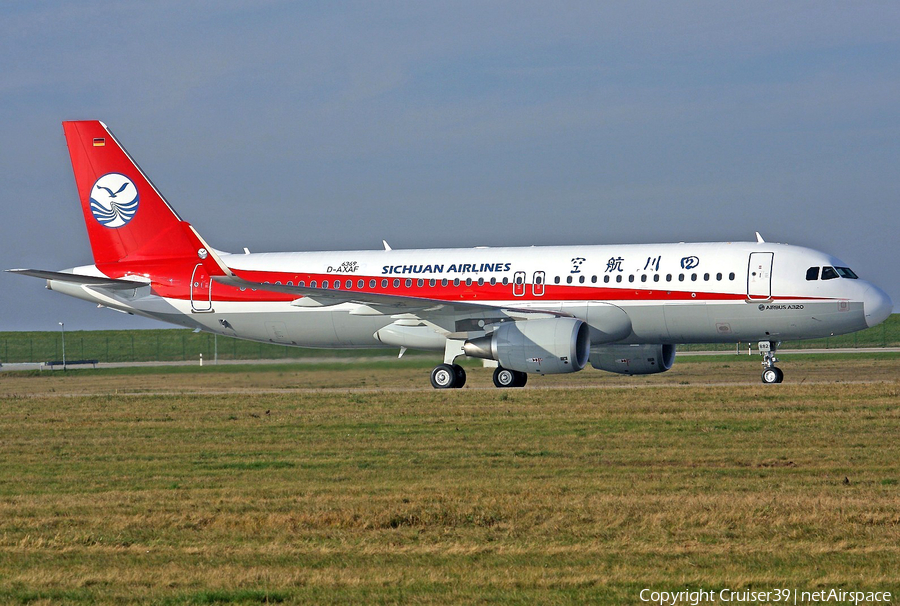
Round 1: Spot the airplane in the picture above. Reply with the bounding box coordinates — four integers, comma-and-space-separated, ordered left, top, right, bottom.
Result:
9, 121, 894, 388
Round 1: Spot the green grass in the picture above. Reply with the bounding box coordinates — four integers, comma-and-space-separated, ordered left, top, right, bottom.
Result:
1, 359, 898, 604
0, 328, 432, 364
2, 314, 898, 364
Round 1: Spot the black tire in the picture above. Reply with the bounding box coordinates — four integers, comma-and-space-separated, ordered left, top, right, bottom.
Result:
493, 367, 517, 388
514, 370, 528, 387
431, 364, 458, 389
761, 367, 783, 384
452, 364, 467, 388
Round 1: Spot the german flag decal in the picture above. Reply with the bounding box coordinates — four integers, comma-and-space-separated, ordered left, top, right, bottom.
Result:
92, 138, 105, 147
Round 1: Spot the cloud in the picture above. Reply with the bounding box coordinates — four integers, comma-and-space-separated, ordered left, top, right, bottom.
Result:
2, 1, 898, 329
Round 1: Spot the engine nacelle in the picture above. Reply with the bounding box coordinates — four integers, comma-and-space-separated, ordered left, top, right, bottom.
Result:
589, 343, 676, 375
463, 318, 590, 374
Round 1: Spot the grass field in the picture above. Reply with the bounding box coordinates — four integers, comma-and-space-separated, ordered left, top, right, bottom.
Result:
2, 313, 898, 364
1, 355, 899, 604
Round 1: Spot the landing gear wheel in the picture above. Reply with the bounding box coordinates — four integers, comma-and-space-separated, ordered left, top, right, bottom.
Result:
514, 371, 528, 388
493, 367, 517, 388
452, 364, 467, 388
431, 364, 458, 389
493, 367, 528, 388
761, 367, 784, 384
758, 340, 784, 384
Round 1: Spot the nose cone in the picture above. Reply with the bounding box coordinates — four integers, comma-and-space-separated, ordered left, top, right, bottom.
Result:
864, 285, 893, 328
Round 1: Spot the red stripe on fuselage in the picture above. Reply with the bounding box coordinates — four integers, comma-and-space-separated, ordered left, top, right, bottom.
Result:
102, 265, 831, 305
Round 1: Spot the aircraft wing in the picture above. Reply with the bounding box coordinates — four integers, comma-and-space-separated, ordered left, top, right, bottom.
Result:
7, 269, 149, 290
213, 274, 568, 320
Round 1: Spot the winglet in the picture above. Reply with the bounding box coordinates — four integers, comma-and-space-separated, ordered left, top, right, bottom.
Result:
382, 240, 392, 251
755, 232, 765, 243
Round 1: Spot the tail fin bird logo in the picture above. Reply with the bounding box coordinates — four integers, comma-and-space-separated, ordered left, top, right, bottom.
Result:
89, 173, 139, 228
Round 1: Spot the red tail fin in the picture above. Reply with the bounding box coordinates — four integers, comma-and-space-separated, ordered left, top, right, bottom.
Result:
63, 121, 200, 267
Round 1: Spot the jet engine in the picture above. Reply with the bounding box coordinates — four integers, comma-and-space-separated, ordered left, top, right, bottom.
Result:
589, 343, 676, 375
463, 318, 590, 374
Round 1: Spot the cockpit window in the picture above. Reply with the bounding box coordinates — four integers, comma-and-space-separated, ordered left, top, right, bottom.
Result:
821, 266, 838, 280
806, 267, 819, 281
835, 267, 858, 279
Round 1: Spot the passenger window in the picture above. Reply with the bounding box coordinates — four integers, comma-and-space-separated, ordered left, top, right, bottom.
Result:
678, 274, 685, 282
591, 275, 597, 283
604, 276, 610, 283
502, 277, 509, 285
616, 275, 622, 283
430, 279, 436, 287
641, 275, 647, 282
369, 279, 376, 288
299, 281, 306, 287
465, 278, 472, 286
821, 266, 838, 280
381, 279, 388, 288
393, 279, 400, 288
554, 276, 560, 284
346, 280, 353, 289
453, 278, 460, 287
478, 278, 484, 286
653, 275, 660, 282
579, 275, 585, 284
666, 274, 672, 282
703, 273, 709, 281
441, 278, 448, 287
806, 267, 819, 281
729, 272, 735, 280
310, 280, 317, 288
490, 278, 496, 286
716, 273, 722, 281
334, 280, 341, 289
628, 275, 634, 283
691, 273, 697, 281
566, 276, 573, 284
405, 279, 412, 288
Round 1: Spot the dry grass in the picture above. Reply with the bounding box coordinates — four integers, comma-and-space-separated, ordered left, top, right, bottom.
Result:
0, 355, 898, 604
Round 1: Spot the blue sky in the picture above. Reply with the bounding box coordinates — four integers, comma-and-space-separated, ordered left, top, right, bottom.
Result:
2, 1, 898, 331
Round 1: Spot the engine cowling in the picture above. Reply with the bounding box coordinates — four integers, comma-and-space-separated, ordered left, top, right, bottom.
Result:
463, 318, 590, 374
589, 343, 676, 375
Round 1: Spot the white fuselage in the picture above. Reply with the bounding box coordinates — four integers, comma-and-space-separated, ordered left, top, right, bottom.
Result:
52, 240, 889, 351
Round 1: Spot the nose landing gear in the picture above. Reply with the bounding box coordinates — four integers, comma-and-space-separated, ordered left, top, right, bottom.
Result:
759, 340, 784, 384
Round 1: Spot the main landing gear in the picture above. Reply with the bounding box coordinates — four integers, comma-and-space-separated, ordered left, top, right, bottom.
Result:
758, 340, 784, 384
432, 340, 530, 389
492, 366, 527, 388
430, 363, 467, 389
429, 364, 528, 389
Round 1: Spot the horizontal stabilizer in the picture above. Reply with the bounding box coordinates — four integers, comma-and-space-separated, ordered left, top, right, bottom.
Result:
6, 269, 148, 290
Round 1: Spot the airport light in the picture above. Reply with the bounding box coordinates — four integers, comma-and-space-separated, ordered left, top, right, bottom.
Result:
59, 322, 66, 371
